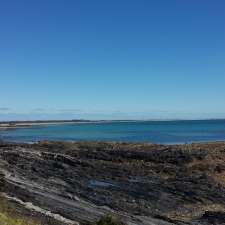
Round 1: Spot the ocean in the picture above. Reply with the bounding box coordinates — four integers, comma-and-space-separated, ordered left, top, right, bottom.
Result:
1, 120, 225, 144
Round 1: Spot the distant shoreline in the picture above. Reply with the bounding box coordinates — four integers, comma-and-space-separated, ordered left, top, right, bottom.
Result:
0, 119, 142, 129
0, 120, 99, 129
0, 118, 225, 130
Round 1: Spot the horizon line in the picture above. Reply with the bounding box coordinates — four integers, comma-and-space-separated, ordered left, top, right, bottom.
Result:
1, 118, 225, 123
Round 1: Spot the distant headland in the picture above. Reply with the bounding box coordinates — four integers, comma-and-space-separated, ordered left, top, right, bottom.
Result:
0, 119, 95, 129
0, 119, 141, 129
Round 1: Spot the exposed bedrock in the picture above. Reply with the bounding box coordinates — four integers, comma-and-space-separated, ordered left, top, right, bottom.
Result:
1, 141, 225, 224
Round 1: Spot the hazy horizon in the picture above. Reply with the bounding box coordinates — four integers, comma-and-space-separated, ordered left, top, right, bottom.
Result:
0, 110, 225, 122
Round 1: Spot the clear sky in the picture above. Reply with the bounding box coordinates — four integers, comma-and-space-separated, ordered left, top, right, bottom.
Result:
0, 0, 225, 120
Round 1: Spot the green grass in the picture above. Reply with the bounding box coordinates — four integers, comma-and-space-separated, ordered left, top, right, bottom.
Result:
96, 215, 124, 225
0, 196, 40, 225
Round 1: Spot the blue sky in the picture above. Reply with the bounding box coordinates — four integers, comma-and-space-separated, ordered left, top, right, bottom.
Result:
0, 0, 225, 120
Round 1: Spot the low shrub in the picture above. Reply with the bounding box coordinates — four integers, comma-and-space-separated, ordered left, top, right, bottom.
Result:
96, 215, 125, 225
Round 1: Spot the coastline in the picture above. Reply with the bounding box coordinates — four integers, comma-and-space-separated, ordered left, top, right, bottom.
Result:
1, 140, 225, 225
0, 120, 106, 129
1, 118, 225, 129
0, 119, 140, 129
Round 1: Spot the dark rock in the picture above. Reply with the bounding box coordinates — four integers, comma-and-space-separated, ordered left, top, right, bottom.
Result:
0, 171, 5, 192
198, 211, 225, 225
1, 141, 225, 225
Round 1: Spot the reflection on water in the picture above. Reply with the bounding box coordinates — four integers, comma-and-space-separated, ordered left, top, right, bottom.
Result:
88, 180, 117, 188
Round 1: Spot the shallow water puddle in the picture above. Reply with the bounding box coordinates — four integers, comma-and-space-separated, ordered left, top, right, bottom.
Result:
88, 180, 117, 188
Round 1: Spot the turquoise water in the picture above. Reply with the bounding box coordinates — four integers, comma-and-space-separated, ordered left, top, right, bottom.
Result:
0, 120, 225, 144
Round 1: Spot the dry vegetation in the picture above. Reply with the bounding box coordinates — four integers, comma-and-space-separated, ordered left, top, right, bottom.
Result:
0, 196, 40, 225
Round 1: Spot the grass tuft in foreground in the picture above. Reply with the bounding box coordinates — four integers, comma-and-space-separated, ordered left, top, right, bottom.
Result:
0, 196, 40, 225
96, 215, 125, 225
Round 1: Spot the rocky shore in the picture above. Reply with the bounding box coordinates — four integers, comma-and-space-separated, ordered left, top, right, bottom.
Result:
1, 141, 225, 224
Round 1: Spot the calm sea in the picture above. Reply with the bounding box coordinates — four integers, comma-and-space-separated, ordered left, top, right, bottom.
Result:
1, 120, 225, 144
